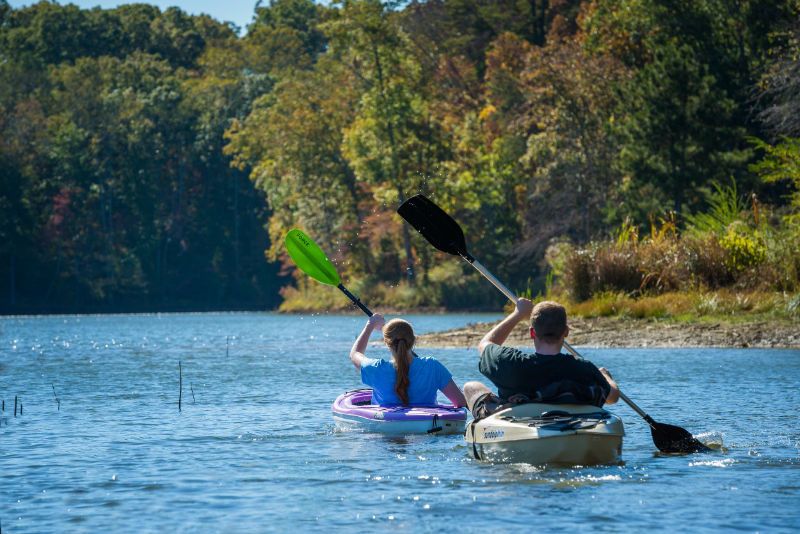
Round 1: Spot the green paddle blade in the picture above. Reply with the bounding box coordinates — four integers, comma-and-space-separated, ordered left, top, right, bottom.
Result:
284, 229, 341, 287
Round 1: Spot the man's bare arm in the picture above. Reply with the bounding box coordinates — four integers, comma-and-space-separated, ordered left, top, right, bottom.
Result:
477, 298, 533, 354
599, 367, 620, 404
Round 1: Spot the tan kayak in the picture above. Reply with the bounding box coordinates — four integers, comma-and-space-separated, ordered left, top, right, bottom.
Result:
465, 403, 625, 466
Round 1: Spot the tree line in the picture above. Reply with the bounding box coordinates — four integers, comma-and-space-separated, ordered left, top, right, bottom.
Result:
1, 0, 798, 314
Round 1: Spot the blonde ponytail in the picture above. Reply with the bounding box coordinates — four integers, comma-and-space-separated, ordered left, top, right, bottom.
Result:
393, 339, 411, 405
383, 319, 416, 406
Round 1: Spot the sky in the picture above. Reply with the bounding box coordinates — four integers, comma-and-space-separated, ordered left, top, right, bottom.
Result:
8, 1, 262, 31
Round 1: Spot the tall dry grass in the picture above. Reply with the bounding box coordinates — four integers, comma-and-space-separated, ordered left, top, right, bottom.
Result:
560, 203, 798, 303
561, 289, 796, 320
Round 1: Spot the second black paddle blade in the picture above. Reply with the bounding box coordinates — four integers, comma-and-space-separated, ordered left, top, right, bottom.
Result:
650, 421, 711, 453
397, 194, 472, 260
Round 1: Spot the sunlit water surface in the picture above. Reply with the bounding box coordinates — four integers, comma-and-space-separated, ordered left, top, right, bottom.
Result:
1, 313, 799, 532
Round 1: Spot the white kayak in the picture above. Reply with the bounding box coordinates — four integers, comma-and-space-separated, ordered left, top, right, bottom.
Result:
465, 403, 624, 465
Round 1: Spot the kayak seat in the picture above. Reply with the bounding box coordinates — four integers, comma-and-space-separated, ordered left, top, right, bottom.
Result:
540, 410, 571, 419
498, 411, 612, 432
538, 416, 607, 432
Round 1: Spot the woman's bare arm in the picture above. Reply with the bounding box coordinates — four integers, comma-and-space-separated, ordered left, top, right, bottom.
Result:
349, 314, 385, 370
440, 379, 467, 408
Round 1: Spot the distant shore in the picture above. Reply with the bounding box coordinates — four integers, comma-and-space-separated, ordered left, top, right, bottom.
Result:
416, 316, 800, 349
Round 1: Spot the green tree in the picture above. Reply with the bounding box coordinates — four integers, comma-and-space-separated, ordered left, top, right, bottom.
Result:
583, 0, 797, 218
1, 3, 281, 312
251, 0, 327, 59
326, 0, 452, 282
225, 56, 365, 268
517, 37, 627, 260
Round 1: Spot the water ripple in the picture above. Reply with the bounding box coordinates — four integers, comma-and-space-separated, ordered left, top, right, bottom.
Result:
1, 313, 799, 533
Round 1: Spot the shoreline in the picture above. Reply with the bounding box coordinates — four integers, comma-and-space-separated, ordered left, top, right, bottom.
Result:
3, 309, 797, 348
416, 316, 800, 349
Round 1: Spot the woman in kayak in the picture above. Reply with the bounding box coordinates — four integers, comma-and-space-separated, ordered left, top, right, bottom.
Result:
349, 313, 467, 407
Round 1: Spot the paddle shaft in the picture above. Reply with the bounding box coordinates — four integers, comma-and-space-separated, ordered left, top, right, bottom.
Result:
337, 284, 373, 317
466, 259, 517, 302
562, 341, 657, 429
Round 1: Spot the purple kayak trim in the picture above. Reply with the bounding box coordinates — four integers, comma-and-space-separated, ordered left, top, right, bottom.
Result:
332, 389, 467, 422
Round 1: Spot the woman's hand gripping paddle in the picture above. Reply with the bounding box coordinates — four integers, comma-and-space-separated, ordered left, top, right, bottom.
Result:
284, 229, 373, 317
397, 194, 710, 454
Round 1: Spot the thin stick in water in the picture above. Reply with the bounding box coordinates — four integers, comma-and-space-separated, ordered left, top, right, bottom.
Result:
178, 361, 183, 412
52, 384, 61, 411
14, 396, 17, 417
190, 383, 196, 404
226, 336, 230, 357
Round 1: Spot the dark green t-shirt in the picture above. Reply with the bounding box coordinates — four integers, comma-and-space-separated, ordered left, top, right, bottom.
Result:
479, 344, 611, 407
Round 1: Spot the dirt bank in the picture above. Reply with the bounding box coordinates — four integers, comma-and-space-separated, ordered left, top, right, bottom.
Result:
417, 316, 800, 349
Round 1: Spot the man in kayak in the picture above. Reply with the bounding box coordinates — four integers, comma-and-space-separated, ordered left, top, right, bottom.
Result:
350, 313, 467, 407
464, 298, 619, 419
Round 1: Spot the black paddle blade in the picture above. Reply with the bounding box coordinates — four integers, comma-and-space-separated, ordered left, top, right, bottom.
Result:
397, 194, 473, 261
650, 420, 711, 453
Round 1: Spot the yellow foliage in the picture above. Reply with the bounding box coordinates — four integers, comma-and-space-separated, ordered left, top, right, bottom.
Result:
478, 104, 497, 121
720, 225, 766, 272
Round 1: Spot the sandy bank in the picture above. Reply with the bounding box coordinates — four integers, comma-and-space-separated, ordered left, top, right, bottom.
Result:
416, 316, 800, 349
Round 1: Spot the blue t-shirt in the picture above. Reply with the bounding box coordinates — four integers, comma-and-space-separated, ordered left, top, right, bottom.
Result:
360, 355, 453, 406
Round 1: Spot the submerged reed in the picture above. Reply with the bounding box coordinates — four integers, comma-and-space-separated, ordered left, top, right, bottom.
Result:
178, 361, 182, 412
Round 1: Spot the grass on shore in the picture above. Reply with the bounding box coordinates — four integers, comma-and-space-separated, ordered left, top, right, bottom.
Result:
559, 289, 800, 324
280, 276, 799, 325
278, 277, 443, 314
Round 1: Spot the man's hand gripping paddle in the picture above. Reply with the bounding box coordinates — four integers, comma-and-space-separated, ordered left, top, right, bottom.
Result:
397, 194, 710, 454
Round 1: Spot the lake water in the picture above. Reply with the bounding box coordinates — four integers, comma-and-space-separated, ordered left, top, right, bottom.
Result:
1, 313, 799, 532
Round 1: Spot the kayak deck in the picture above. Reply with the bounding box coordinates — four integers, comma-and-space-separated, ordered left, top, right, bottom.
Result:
332, 389, 467, 435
